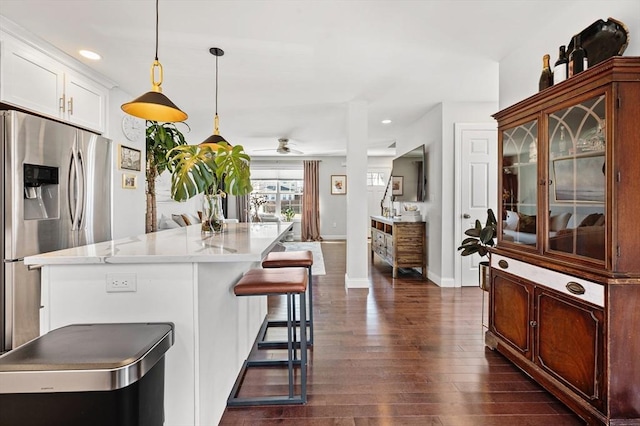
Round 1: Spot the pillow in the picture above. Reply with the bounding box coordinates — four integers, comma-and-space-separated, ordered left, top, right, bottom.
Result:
186, 213, 202, 224
171, 214, 188, 227
517, 213, 536, 234
181, 213, 201, 225
505, 210, 519, 231
566, 213, 585, 229
579, 213, 604, 227
158, 214, 181, 230
549, 212, 572, 232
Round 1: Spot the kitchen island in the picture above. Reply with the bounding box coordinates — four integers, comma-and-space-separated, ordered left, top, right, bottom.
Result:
24, 222, 293, 426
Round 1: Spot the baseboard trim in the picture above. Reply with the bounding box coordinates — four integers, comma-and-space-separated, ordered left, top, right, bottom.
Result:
427, 271, 455, 288
344, 273, 370, 289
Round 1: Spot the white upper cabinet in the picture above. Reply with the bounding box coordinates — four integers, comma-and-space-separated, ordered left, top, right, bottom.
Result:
0, 32, 108, 133
63, 70, 106, 132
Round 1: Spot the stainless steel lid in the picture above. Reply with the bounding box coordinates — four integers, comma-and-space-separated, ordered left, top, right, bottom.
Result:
0, 323, 174, 393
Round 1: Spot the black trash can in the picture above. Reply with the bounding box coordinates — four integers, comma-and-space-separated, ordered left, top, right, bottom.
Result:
0, 322, 174, 426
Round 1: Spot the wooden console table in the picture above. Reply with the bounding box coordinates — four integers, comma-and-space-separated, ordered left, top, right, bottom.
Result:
370, 216, 426, 278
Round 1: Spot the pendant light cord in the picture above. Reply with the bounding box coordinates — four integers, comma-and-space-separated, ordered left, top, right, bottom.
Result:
154, 0, 159, 61
215, 53, 219, 115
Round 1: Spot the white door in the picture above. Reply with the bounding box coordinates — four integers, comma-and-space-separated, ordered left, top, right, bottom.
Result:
455, 123, 498, 287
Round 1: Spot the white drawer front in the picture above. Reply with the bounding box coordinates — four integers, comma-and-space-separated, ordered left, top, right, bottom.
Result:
491, 254, 604, 308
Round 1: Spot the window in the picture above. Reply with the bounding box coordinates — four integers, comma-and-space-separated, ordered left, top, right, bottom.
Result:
251, 179, 304, 217
367, 171, 386, 186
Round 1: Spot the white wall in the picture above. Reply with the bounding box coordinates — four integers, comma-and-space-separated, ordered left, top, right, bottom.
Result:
500, 4, 640, 109
250, 156, 349, 240
395, 102, 497, 286
319, 156, 348, 239
249, 155, 394, 241
105, 88, 146, 239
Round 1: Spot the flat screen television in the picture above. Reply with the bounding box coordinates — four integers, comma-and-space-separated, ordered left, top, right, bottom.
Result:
391, 145, 427, 202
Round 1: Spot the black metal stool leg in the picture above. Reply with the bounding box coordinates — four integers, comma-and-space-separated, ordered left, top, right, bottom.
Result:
227, 291, 307, 406
307, 265, 313, 345
257, 264, 314, 349
299, 289, 308, 401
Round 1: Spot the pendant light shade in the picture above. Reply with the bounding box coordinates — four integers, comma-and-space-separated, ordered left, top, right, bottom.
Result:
201, 47, 230, 145
121, 0, 187, 122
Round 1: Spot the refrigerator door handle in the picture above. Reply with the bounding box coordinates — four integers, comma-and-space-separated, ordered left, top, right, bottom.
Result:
69, 150, 82, 230
67, 153, 76, 228
77, 150, 86, 229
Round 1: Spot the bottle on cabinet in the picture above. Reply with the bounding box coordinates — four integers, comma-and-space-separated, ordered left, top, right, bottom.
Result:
539, 54, 553, 91
568, 34, 588, 77
553, 45, 568, 84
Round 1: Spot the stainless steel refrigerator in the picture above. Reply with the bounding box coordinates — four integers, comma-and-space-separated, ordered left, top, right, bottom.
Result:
1, 110, 112, 351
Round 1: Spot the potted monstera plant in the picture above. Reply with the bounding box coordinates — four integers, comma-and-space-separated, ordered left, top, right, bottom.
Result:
145, 121, 189, 233
458, 208, 497, 291
166, 141, 253, 232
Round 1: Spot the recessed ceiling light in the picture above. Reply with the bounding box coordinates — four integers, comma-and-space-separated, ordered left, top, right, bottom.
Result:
381, 119, 392, 124
79, 50, 101, 60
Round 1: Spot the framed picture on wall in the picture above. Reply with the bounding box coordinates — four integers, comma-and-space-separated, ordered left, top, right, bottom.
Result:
119, 145, 141, 171
392, 176, 403, 196
122, 173, 137, 189
331, 175, 347, 195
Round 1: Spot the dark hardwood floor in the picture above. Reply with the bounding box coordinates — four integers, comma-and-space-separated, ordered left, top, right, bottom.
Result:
220, 241, 584, 425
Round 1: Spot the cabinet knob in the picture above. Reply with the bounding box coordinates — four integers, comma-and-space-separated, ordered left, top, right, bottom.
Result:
498, 259, 509, 269
566, 281, 586, 295
463, 213, 471, 219
530, 320, 537, 327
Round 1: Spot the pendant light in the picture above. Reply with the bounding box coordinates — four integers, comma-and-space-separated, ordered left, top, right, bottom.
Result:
121, 0, 187, 122
201, 47, 230, 145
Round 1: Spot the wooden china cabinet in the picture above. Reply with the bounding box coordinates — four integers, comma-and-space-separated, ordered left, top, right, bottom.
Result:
486, 57, 640, 425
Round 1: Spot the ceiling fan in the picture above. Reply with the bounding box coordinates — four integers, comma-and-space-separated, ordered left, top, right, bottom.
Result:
255, 138, 304, 155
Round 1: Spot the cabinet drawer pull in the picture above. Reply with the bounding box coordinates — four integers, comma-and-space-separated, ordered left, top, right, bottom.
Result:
498, 259, 509, 269
566, 281, 586, 295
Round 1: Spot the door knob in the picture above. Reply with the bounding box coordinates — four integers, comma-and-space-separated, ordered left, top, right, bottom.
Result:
463, 214, 471, 219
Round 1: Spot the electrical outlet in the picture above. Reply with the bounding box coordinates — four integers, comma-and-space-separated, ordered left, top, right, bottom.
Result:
106, 273, 137, 293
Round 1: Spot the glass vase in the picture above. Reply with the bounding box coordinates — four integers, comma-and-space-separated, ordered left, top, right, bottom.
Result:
250, 205, 261, 223
202, 193, 225, 234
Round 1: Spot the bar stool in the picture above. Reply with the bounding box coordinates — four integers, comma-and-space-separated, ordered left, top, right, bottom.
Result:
227, 267, 308, 406
258, 250, 314, 348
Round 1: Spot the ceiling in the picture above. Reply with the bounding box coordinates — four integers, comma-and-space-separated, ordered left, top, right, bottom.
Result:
0, 1, 576, 157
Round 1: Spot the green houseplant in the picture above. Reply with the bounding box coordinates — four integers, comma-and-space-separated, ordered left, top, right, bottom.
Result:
167, 141, 252, 202
281, 207, 296, 222
458, 208, 497, 257
458, 208, 497, 290
145, 121, 188, 233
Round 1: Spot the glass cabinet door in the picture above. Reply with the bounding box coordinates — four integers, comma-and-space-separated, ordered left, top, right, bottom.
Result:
501, 120, 538, 247
547, 95, 605, 261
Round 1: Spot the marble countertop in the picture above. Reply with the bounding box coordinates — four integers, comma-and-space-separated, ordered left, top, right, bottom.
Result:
370, 215, 425, 224
24, 222, 293, 265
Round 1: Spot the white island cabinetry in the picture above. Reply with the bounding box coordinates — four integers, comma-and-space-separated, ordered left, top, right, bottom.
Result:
25, 222, 292, 426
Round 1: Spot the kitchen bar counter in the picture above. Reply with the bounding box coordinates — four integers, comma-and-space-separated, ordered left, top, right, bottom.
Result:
25, 221, 293, 265
23, 222, 292, 426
